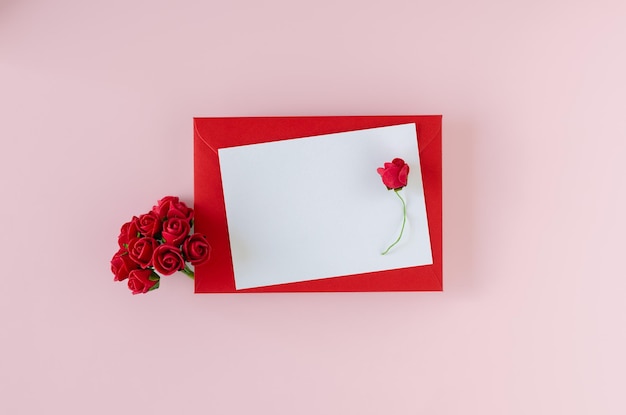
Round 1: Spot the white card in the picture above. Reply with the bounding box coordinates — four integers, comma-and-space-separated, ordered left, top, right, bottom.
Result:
218, 123, 432, 290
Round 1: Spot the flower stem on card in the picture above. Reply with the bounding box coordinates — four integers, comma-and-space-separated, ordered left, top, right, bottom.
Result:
382, 189, 407, 255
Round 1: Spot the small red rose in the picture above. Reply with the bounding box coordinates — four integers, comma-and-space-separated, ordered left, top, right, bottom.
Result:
135, 211, 161, 237
152, 196, 193, 222
167, 200, 194, 222
152, 244, 185, 276
128, 237, 157, 268
377, 158, 409, 190
152, 196, 179, 220
182, 233, 211, 265
377, 158, 411, 255
110, 248, 140, 281
127, 269, 159, 295
118, 219, 140, 248
162, 217, 191, 246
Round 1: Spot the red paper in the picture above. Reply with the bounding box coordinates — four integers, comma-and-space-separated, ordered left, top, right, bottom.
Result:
193, 116, 442, 293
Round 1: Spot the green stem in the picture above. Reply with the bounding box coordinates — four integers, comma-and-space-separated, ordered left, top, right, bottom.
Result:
382, 189, 407, 255
181, 264, 195, 279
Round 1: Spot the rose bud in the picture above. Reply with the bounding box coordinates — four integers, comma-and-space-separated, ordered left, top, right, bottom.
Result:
166, 200, 194, 223
110, 248, 139, 281
152, 245, 185, 276
127, 269, 159, 295
376, 158, 410, 190
128, 237, 157, 268
162, 217, 191, 246
182, 233, 211, 266
118, 219, 140, 248
152, 196, 180, 220
136, 211, 161, 238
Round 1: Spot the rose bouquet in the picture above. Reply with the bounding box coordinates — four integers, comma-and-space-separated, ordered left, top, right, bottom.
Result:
110, 196, 210, 294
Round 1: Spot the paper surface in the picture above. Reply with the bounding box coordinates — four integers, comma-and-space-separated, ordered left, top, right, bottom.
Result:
218, 123, 433, 290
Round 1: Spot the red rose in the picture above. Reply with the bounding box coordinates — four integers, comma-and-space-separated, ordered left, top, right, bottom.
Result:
377, 158, 409, 190
162, 217, 190, 246
152, 245, 185, 276
110, 248, 139, 281
128, 237, 157, 268
152, 196, 193, 222
182, 233, 211, 265
135, 211, 161, 237
166, 200, 194, 223
152, 196, 179, 219
127, 269, 159, 295
118, 219, 140, 248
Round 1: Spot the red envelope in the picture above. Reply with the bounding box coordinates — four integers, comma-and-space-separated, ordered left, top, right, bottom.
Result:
193, 116, 442, 293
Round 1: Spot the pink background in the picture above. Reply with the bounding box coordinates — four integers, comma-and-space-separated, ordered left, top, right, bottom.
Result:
1, 0, 625, 413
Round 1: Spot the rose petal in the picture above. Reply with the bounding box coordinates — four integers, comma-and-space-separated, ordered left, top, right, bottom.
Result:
382, 169, 402, 189
398, 164, 409, 187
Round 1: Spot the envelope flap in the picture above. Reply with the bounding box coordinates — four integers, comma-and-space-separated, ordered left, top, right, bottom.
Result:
416, 115, 442, 154
194, 115, 442, 152
194, 120, 215, 154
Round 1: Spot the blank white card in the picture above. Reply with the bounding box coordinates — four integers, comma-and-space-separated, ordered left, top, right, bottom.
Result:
218, 123, 432, 289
